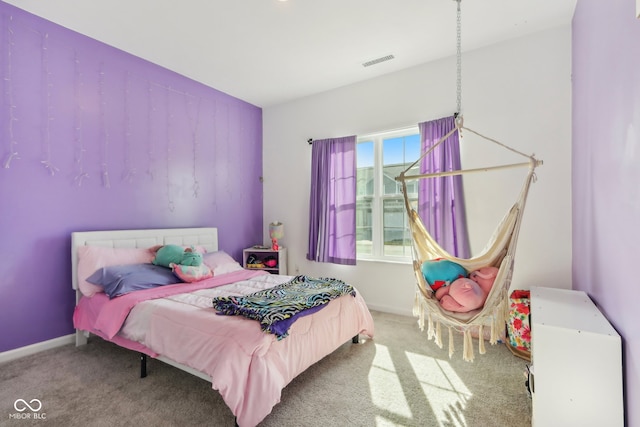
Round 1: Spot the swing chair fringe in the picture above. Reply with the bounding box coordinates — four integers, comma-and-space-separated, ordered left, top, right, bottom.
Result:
413, 288, 511, 362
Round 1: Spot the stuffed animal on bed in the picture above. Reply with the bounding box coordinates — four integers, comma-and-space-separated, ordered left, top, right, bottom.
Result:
420, 258, 467, 292
152, 244, 212, 283
152, 244, 203, 268
435, 266, 499, 313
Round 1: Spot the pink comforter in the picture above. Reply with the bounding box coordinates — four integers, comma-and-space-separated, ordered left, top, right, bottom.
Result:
74, 270, 375, 427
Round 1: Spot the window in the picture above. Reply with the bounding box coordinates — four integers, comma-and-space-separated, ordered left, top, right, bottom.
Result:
356, 127, 420, 261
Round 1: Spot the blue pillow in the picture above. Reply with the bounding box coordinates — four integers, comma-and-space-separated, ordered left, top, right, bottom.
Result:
421, 258, 467, 291
86, 264, 181, 299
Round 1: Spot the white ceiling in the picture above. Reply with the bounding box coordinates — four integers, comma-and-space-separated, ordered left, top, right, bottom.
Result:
4, 0, 576, 108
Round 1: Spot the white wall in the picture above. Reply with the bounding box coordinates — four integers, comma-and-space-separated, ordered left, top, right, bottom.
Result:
262, 26, 572, 316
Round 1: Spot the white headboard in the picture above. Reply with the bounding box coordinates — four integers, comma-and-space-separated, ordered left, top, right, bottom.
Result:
71, 227, 218, 291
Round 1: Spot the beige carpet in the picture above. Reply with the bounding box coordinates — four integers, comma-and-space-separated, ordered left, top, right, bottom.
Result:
0, 311, 531, 426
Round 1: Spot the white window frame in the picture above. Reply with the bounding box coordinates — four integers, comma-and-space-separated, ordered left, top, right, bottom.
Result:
356, 126, 419, 263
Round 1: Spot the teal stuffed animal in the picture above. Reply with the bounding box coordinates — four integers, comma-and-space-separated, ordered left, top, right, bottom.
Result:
153, 245, 203, 268
420, 258, 467, 292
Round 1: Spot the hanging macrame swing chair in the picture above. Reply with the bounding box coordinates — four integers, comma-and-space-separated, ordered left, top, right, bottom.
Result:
395, 0, 543, 362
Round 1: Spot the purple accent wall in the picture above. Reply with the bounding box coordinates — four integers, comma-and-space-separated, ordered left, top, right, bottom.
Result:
0, 3, 263, 352
573, 0, 640, 424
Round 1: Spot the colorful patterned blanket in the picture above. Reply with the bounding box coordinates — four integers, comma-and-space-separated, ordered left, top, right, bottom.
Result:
211, 275, 356, 339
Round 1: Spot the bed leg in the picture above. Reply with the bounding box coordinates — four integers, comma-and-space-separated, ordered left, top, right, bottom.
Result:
75, 330, 88, 347
352, 335, 359, 344
140, 353, 147, 378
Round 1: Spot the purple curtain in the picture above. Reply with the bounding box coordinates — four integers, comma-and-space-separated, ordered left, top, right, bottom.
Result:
418, 116, 470, 258
307, 136, 357, 265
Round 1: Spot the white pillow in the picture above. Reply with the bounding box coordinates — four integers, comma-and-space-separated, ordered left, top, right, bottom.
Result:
202, 251, 244, 275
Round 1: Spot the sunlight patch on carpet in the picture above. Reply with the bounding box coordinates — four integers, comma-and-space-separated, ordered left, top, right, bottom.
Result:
406, 351, 472, 427
368, 343, 412, 419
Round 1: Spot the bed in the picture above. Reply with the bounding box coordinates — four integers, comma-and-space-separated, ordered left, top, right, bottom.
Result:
71, 227, 375, 427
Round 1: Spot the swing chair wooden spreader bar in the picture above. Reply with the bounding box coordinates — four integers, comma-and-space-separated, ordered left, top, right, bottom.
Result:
396, 158, 542, 182
396, 118, 543, 183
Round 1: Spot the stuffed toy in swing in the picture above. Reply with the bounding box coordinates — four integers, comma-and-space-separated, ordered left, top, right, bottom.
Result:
435, 266, 498, 313
420, 258, 467, 292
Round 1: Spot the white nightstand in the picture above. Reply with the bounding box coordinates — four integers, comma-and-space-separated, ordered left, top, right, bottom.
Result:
242, 247, 287, 275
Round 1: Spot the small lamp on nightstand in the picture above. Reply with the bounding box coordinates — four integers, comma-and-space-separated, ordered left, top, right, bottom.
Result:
269, 221, 284, 251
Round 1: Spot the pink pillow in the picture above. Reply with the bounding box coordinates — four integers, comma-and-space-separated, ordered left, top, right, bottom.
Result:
202, 251, 244, 275
77, 246, 155, 297
171, 263, 213, 283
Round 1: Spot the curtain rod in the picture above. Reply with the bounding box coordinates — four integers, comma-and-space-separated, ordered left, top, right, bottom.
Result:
307, 114, 457, 146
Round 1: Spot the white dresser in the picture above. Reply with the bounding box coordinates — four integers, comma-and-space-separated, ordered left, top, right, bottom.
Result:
530, 286, 623, 427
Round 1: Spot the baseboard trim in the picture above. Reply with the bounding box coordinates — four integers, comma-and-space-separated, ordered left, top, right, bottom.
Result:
367, 304, 413, 317
0, 334, 75, 364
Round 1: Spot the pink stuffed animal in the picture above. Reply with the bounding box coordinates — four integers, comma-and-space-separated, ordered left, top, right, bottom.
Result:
435, 266, 499, 313
470, 266, 499, 295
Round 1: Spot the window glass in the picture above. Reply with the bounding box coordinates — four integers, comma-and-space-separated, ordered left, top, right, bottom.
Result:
356, 128, 420, 261
356, 196, 373, 255
356, 140, 374, 197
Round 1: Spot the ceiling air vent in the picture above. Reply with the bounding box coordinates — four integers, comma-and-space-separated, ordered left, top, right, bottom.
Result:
362, 54, 395, 67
